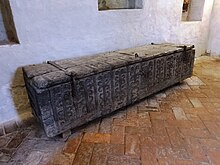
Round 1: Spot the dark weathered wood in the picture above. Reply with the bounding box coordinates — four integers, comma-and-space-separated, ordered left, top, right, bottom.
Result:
23, 43, 195, 137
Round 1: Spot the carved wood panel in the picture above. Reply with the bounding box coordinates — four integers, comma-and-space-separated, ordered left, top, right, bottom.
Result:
23, 44, 195, 137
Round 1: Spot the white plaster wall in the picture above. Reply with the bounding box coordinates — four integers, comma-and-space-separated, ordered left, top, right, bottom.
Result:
154, 0, 214, 57
208, 0, 220, 56
0, 0, 214, 124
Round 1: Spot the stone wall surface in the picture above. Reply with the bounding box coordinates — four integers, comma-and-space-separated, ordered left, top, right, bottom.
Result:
0, 0, 215, 124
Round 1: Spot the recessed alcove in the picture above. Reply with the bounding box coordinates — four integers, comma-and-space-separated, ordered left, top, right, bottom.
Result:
0, 0, 19, 45
182, 0, 205, 21
98, 0, 143, 11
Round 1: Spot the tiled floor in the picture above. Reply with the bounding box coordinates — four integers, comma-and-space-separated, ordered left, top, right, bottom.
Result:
1, 56, 220, 165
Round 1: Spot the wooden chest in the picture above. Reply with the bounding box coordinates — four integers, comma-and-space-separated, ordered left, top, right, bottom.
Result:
23, 44, 195, 137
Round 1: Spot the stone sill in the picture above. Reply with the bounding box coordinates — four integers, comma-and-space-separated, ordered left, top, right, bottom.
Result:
98, 8, 143, 12
181, 20, 202, 23
0, 41, 19, 47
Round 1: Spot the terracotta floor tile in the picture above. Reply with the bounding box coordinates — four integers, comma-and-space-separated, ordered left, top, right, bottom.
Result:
199, 138, 220, 150
203, 121, 220, 138
89, 144, 109, 165
141, 146, 159, 165
186, 137, 209, 163
125, 134, 140, 157
179, 128, 214, 139
125, 126, 153, 136
166, 127, 188, 149
72, 142, 94, 165
140, 135, 171, 148
82, 133, 111, 144
207, 149, 220, 165
63, 133, 83, 154
110, 125, 125, 144
99, 118, 112, 134
156, 147, 191, 160
106, 155, 140, 165
174, 159, 194, 165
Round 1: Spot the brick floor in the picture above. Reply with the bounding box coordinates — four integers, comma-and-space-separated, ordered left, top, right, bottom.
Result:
1, 56, 220, 165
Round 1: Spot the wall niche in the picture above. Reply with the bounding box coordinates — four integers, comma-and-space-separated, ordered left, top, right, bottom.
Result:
0, 0, 19, 45
182, 0, 205, 21
98, 0, 143, 11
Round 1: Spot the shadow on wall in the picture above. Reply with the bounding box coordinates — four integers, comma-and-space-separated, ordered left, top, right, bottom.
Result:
10, 67, 33, 123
